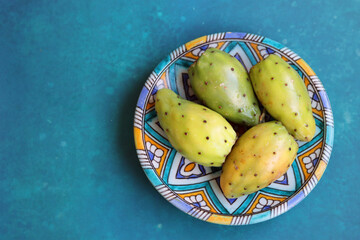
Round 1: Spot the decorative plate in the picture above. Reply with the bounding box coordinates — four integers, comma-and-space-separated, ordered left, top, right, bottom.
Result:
133, 32, 334, 225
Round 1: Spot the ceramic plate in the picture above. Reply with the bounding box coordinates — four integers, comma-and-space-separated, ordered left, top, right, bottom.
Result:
133, 32, 334, 225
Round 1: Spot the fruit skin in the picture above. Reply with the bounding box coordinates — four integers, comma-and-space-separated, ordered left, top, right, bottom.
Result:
188, 48, 260, 126
249, 54, 315, 141
220, 121, 298, 198
155, 88, 236, 167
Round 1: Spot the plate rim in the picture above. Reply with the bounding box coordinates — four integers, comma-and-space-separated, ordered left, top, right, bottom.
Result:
133, 32, 334, 225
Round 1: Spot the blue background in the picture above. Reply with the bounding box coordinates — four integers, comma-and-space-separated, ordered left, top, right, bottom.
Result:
1, 0, 359, 239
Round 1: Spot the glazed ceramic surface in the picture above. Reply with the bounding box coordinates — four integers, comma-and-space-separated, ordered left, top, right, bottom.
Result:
134, 32, 334, 225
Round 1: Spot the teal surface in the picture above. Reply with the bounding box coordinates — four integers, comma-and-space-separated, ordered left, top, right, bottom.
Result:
0, 0, 359, 239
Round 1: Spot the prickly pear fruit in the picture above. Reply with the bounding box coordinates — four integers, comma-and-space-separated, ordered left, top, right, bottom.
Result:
220, 121, 298, 198
249, 54, 315, 141
188, 48, 260, 126
155, 88, 236, 167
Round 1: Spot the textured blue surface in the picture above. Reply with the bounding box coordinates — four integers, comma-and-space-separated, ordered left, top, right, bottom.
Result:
0, 0, 359, 239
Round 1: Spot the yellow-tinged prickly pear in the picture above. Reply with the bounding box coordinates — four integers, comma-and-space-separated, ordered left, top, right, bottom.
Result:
250, 54, 315, 141
155, 89, 237, 167
220, 121, 298, 198
189, 48, 261, 126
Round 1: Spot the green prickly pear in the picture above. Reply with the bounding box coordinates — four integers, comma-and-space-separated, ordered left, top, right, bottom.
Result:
220, 121, 298, 198
249, 54, 315, 141
188, 48, 261, 126
155, 88, 237, 167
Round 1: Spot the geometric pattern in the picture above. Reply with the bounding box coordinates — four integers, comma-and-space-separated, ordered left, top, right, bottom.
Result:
134, 32, 334, 225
